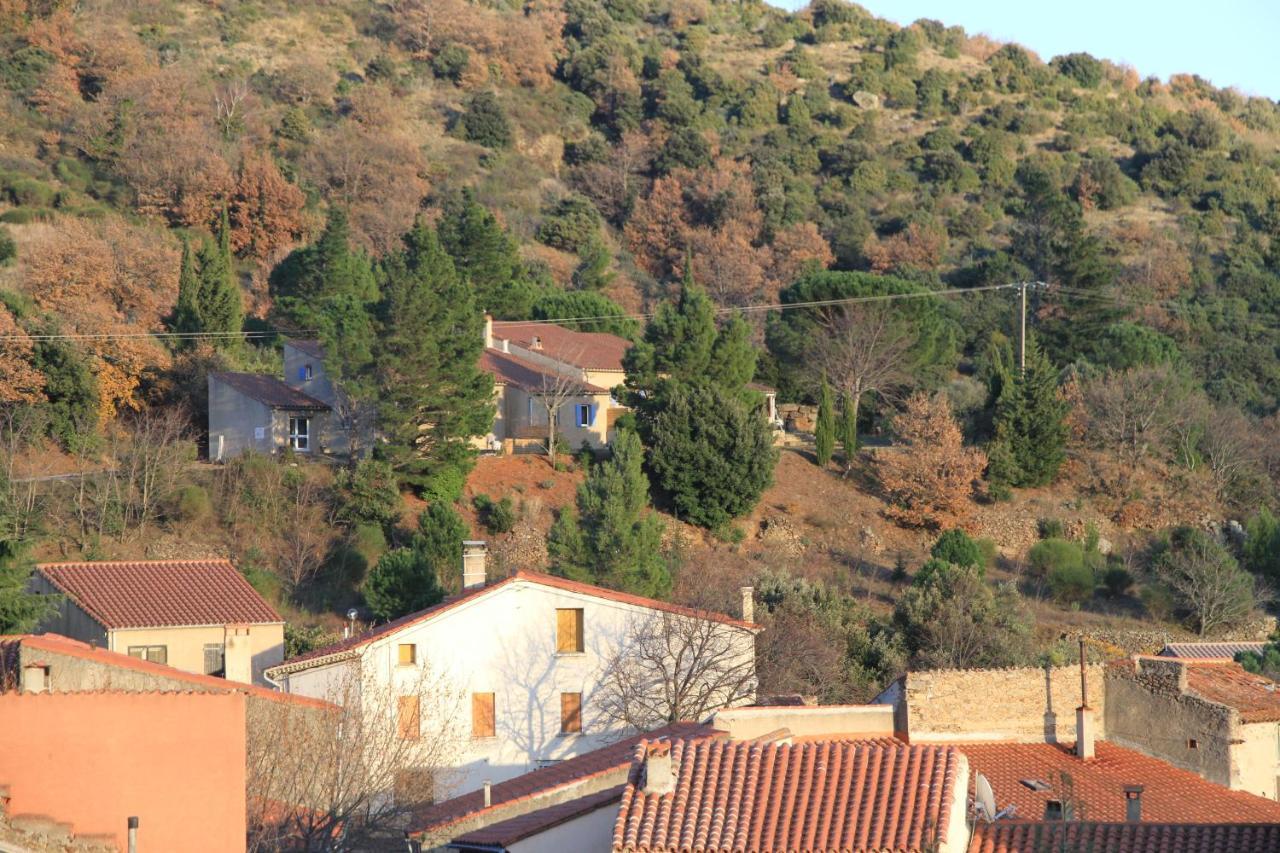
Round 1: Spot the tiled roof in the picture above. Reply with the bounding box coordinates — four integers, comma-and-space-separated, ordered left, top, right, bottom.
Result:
0, 634, 333, 710
480, 349, 608, 394
284, 338, 326, 359
1184, 662, 1280, 723
271, 570, 757, 675
209, 372, 330, 411
1161, 641, 1267, 660
969, 821, 1280, 853
958, 741, 1280, 823
492, 321, 630, 371
447, 785, 625, 847
612, 739, 963, 853
413, 722, 720, 835
37, 560, 283, 629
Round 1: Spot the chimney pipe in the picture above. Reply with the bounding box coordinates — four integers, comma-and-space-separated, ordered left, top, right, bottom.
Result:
1124, 785, 1143, 822
462, 541, 488, 590
644, 751, 676, 795
740, 586, 755, 624
1075, 636, 1095, 760
127, 816, 138, 853
483, 314, 494, 349
483, 780, 492, 808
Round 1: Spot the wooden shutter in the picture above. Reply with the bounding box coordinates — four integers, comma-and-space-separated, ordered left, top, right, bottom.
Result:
472, 692, 496, 738
556, 608, 584, 653
397, 695, 420, 740
560, 692, 582, 733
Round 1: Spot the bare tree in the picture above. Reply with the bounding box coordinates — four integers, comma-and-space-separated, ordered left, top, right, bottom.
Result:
535, 356, 587, 468
1081, 365, 1191, 472
1155, 529, 1258, 637
595, 610, 757, 734
0, 407, 50, 541
114, 406, 193, 534
246, 662, 464, 852
1201, 406, 1265, 506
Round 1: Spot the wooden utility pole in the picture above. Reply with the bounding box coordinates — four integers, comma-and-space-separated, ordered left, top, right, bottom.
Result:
1019, 281, 1028, 375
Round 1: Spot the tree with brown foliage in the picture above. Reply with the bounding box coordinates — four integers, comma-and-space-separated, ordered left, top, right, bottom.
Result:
227, 151, 305, 261
863, 221, 948, 274
0, 306, 44, 405
877, 393, 986, 529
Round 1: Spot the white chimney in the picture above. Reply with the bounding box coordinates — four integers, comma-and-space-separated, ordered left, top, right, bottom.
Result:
483, 780, 492, 808
500, 338, 509, 354
644, 751, 676, 795
462, 541, 488, 590
483, 314, 494, 349
740, 586, 755, 624
1075, 636, 1095, 760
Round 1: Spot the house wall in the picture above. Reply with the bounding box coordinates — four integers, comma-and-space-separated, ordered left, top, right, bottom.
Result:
894, 665, 1106, 743
208, 374, 275, 459
279, 581, 756, 798
507, 801, 621, 853
107, 623, 284, 685
30, 576, 108, 648
283, 343, 337, 406
1236, 721, 1280, 800
494, 386, 615, 451
711, 704, 895, 741
0, 691, 247, 852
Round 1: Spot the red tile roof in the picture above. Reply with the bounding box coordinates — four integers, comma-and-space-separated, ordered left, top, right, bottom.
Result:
612, 739, 963, 853
209, 372, 330, 411
448, 785, 625, 847
958, 741, 1280, 823
969, 821, 1280, 853
480, 349, 608, 393
1161, 641, 1267, 660
1184, 663, 1280, 723
0, 634, 332, 710
37, 560, 283, 629
271, 570, 757, 675
492, 322, 630, 371
413, 722, 720, 836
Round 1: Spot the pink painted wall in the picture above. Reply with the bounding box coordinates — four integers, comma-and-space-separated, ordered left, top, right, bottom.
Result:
0, 691, 246, 851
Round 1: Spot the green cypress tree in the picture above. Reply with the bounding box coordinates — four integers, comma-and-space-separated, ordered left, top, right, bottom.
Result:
838, 391, 859, 465
815, 377, 835, 467
0, 539, 57, 634
437, 189, 538, 319
194, 210, 242, 349
991, 337, 1068, 488
171, 236, 201, 341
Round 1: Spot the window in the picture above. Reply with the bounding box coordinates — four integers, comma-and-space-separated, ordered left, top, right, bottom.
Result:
127, 645, 167, 664
398, 643, 417, 666
1189, 738, 1199, 750
288, 416, 310, 451
575, 404, 594, 428
472, 692, 496, 738
203, 643, 225, 677
560, 692, 582, 734
556, 608, 584, 653
397, 695, 421, 740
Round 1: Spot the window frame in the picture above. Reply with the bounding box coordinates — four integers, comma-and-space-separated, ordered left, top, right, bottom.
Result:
398, 643, 417, 666
288, 415, 311, 452
556, 608, 585, 654
472, 692, 496, 739
560, 692, 583, 735
575, 403, 592, 428
203, 643, 226, 677
127, 645, 167, 665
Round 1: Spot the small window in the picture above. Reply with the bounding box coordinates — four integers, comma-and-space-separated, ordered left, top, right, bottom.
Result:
575, 404, 593, 428
560, 692, 582, 734
472, 692, 496, 738
397, 695, 421, 740
398, 643, 417, 666
127, 645, 167, 665
203, 643, 225, 677
1189, 738, 1199, 750
556, 608, 584, 654
288, 416, 310, 452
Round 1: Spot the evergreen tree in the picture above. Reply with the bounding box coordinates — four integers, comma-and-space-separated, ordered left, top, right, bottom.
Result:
838, 391, 859, 464
0, 541, 56, 633
990, 337, 1068, 488
171, 236, 201, 340
815, 377, 835, 467
373, 218, 494, 497
437, 190, 538, 319
363, 502, 465, 621
194, 209, 243, 348
548, 429, 671, 598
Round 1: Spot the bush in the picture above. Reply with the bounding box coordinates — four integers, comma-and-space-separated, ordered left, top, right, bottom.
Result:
1028, 537, 1084, 580
1048, 559, 1095, 604
461, 92, 513, 149
1102, 566, 1134, 597
431, 43, 470, 83
0, 226, 14, 264
171, 484, 212, 523
1140, 582, 1176, 622
1038, 517, 1065, 539
473, 493, 516, 534
930, 529, 984, 571
535, 194, 601, 253
285, 623, 341, 658
335, 459, 401, 531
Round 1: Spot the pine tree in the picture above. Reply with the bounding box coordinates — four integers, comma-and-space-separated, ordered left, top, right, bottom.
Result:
171, 236, 201, 341
437, 190, 537, 319
363, 502, 465, 620
195, 209, 243, 348
838, 391, 859, 466
990, 337, 1068, 488
815, 377, 835, 467
373, 218, 494, 498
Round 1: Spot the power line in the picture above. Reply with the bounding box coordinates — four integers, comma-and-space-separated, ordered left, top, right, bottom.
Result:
12, 330, 314, 342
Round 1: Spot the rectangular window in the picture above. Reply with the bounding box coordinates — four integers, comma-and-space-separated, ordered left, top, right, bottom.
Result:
472, 692, 496, 738
397, 695, 421, 740
288, 416, 310, 451
575, 404, 592, 427
556, 608, 584, 653
560, 692, 582, 734
203, 643, 225, 676
398, 643, 416, 666
127, 645, 167, 665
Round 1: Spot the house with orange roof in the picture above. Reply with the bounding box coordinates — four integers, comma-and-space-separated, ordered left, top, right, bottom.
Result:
31, 559, 285, 685
266, 550, 758, 798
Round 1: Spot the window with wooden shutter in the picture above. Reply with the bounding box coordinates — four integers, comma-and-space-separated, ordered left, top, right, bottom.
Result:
556, 608, 584, 653
560, 692, 582, 734
472, 692, 496, 738
397, 695, 420, 740
398, 643, 416, 666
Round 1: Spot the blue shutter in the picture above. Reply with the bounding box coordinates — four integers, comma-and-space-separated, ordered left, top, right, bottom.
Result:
298, 366, 307, 381
588, 404, 597, 425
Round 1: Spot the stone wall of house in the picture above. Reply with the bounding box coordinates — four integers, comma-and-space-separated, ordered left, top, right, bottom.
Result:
899, 664, 1106, 743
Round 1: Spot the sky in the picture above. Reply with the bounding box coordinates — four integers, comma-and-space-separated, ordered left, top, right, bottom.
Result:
768, 1, 1280, 101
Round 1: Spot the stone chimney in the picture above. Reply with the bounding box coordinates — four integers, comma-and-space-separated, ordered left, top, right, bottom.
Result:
644, 750, 676, 796
1124, 785, 1144, 822
1075, 636, 1095, 760
740, 586, 755, 624
224, 625, 253, 684
462, 541, 488, 590
483, 314, 494, 349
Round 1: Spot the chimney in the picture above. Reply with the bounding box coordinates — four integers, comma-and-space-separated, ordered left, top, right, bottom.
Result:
644, 751, 676, 796
531, 335, 542, 350
224, 625, 253, 684
462, 541, 488, 590
1075, 636, 1095, 760
482, 780, 492, 808
500, 338, 509, 354
1124, 785, 1143, 822
483, 314, 494, 349
740, 586, 755, 624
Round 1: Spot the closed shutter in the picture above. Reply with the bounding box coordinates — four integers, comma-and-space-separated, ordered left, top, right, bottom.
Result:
560, 692, 582, 734
397, 695, 421, 740
556, 608, 584, 653
472, 692, 496, 738
588, 404, 597, 425
203, 644, 225, 676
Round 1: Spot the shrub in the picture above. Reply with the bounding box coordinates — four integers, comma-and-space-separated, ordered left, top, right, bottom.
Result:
1028, 537, 1084, 580
473, 493, 517, 534
461, 92, 513, 149
535, 194, 601, 253
431, 43, 470, 83
1140, 582, 1176, 622
1038, 517, 1065, 539
0, 226, 14, 264
284, 623, 340, 658
930, 529, 984, 571
1103, 566, 1134, 597
1048, 559, 1095, 603
171, 484, 212, 523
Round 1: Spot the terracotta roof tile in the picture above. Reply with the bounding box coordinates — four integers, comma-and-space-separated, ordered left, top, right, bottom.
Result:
37, 560, 283, 629
612, 739, 962, 853
1184, 662, 1280, 723
958, 741, 1280, 823
969, 821, 1280, 853
480, 349, 608, 393
492, 322, 630, 371
272, 570, 757, 675
413, 722, 720, 835
448, 785, 625, 847
1161, 641, 1267, 660
209, 372, 330, 410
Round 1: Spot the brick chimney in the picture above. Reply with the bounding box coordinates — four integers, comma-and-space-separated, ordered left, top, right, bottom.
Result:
462, 541, 488, 590
644, 750, 676, 795
1075, 636, 1095, 760
740, 586, 754, 624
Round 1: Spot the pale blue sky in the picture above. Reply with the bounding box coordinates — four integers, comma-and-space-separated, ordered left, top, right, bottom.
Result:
769, 1, 1280, 100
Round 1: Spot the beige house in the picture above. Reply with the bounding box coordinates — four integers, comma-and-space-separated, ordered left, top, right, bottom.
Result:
32, 559, 285, 685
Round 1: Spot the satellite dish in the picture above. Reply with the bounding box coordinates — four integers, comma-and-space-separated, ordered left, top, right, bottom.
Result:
976, 773, 997, 823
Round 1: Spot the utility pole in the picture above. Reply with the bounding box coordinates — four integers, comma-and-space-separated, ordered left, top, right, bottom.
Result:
1018, 281, 1028, 376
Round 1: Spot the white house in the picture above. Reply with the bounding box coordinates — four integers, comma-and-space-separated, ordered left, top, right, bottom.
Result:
264, 552, 758, 798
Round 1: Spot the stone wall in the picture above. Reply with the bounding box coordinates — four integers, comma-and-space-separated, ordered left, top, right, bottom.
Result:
896, 664, 1106, 743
